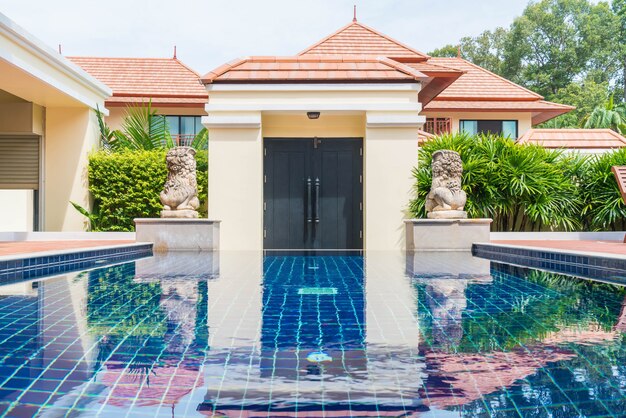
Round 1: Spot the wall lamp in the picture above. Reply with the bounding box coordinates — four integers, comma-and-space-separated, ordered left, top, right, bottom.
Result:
307, 112, 321, 120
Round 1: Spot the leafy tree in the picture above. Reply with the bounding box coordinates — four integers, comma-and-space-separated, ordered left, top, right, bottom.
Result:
428, 28, 508, 74
582, 94, 626, 132
540, 79, 610, 128
428, 44, 458, 58
614, 0, 626, 102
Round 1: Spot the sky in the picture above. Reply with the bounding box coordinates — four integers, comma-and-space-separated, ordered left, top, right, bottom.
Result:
0, 0, 531, 74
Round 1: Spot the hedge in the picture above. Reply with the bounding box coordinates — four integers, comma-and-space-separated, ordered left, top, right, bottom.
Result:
411, 133, 626, 232
86, 150, 207, 231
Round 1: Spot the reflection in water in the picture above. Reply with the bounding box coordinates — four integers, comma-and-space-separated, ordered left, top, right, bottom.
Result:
0, 252, 625, 416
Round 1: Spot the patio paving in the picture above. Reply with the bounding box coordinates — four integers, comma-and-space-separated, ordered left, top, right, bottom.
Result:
0, 240, 134, 257
491, 240, 626, 257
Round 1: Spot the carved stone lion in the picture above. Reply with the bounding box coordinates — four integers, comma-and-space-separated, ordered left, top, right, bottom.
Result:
160, 147, 200, 218
425, 150, 467, 219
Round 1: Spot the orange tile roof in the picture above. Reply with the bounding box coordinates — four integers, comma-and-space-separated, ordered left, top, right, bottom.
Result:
67, 57, 208, 107
424, 100, 573, 111
427, 57, 543, 101
299, 21, 429, 60
517, 129, 626, 149
201, 55, 428, 84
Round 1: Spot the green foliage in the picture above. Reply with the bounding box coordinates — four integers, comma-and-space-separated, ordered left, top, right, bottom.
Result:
84, 150, 208, 231
96, 102, 207, 151
582, 93, 626, 133
580, 148, 626, 230
430, 0, 626, 124
410, 133, 585, 231
540, 79, 611, 128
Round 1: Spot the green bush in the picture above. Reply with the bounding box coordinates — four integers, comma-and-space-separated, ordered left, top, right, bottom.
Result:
410, 133, 585, 231
86, 150, 207, 231
580, 148, 626, 231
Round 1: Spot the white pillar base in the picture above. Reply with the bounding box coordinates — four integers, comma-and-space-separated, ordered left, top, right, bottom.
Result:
405, 218, 492, 251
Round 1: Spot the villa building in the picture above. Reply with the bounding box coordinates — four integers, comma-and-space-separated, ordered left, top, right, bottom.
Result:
67, 56, 207, 146
0, 13, 110, 233
3, 13, 625, 248
199, 19, 576, 251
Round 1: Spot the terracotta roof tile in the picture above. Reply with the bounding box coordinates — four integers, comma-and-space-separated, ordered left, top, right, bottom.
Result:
427, 57, 543, 101
424, 100, 574, 111
67, 57, 208, 106
201, 55, 428, 84
299, 21, 429, 60
516, 129, 626, 149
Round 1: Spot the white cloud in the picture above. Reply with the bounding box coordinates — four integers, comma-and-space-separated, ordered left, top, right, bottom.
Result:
0, 0, 529, 74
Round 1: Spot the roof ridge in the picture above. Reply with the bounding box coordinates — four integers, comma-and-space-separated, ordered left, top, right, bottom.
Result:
298, 21, 355, 56
298, 21, 429, 59
67, 56, 179, 61
378, 57, 427, 80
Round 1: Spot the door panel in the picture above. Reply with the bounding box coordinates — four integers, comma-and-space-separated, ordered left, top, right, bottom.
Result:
264, 138, 362, 250
264, 140, 311, 249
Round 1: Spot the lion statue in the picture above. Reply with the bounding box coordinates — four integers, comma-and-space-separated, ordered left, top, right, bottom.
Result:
425, 150, 467, 219
160, 146, 200, 218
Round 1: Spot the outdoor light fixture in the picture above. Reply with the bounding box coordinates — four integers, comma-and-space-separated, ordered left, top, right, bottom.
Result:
307, 112, 321, 120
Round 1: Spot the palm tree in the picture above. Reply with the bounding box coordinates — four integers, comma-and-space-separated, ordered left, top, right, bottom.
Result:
96, 102, 208, 151
582, 94, 626, 134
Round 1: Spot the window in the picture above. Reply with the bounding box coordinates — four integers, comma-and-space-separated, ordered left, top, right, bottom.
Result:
424, 118, 451, 135
163, 116, 203, 137
460, 120, 518, 138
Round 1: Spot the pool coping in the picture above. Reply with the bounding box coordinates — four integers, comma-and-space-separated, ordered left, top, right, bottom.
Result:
0, 242, 153, 285
473, 242, 626, 284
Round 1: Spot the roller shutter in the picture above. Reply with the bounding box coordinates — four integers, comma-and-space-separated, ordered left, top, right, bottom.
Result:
0, 136, 40, 190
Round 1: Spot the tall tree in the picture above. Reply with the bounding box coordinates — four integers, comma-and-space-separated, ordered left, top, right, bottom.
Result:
614, 0, 626, 102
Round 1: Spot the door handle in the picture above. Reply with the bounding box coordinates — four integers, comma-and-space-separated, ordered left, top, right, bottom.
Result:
314, 177, 320, 223
306, 177, 312, 223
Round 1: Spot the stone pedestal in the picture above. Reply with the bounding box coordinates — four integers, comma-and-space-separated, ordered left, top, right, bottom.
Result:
134, 218, 220, 252
405, 218, 492, 251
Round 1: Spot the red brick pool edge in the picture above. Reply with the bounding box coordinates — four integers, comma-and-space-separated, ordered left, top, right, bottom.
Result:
0, 241, 135, 257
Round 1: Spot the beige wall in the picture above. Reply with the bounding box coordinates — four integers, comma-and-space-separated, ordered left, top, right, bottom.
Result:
364, 125, 419, 250
44, 107, 99, 231
208, 123, 263, 250
0, 102, 44, 135
106, 106, 207, 131
422, 111, 533, 138
262, 113, 365, 137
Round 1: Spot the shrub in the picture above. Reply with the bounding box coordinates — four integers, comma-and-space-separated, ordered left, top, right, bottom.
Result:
86, 150, 207, 231
410, 133, 584, 231
580, 148, 626, 231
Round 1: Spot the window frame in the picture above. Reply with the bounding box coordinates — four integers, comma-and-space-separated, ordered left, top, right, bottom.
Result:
459, 119, 519, 138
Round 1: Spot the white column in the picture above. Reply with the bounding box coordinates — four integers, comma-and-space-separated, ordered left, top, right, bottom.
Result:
204, 112, 263, 250
364, 112, 423, 250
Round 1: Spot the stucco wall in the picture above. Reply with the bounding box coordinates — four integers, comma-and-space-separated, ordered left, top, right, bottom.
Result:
422, 111, 533, 137
262, 113, 365, 138
208, 124, 263, 250
364, 125, 419, 250
44, 107, 99, 231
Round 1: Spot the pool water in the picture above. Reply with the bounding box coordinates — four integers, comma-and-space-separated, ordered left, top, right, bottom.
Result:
0, 251, 625, 417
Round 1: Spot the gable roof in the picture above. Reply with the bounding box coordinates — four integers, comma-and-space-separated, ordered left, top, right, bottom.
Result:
426, 58, 542, 101
299, 21, 429, 60
201, 55, 428, 84
517, 129, 626, 149
67, 57, 207, 107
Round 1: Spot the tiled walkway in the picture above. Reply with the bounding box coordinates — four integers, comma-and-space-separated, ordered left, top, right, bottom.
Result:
0, 241, 134, 257
492, 240, 626, 257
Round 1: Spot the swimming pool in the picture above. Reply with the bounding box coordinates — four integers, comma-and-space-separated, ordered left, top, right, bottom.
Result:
0, 251, 625, 417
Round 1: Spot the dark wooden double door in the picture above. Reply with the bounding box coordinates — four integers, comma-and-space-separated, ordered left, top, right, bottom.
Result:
264, 138, 363, 250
